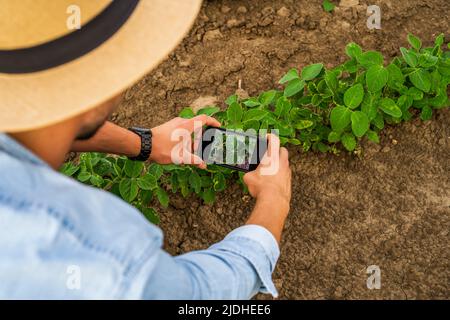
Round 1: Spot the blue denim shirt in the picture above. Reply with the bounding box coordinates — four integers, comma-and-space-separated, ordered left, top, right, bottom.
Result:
0, 133, 279, 299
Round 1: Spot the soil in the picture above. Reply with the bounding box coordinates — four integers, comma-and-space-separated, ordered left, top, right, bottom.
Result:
115, 0, 450, 299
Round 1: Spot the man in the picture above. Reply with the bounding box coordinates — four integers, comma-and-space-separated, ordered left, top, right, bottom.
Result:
0, 1, 291, 299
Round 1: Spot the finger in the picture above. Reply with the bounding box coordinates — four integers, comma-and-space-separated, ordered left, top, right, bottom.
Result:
180, 150, 206, 170
193, 125, 203, 152
267, 133, 280, 155
190, 153, 207, 170
262, 133, 280, 162
189, 115, 221, 130
280, 147, 289, 163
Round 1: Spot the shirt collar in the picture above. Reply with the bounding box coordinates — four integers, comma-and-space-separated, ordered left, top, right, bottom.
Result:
0, 133, 49, 167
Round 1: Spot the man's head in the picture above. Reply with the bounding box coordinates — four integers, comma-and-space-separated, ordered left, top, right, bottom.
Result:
76, 94, 123, 140
0, 1, 201, 133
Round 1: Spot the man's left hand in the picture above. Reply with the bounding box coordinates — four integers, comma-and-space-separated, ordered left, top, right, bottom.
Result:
150, 115, 221, 169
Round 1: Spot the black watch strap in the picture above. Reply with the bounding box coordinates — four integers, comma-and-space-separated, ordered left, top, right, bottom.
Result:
128, 127, 152, 162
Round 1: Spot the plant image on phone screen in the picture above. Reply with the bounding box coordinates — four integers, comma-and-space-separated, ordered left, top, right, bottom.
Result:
198, 127, 267, 172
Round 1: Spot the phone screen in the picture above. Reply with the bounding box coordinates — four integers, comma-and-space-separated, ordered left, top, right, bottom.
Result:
199, 127, 267, 172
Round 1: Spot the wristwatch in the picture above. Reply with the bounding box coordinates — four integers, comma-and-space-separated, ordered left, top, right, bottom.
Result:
128, 127, 152, 161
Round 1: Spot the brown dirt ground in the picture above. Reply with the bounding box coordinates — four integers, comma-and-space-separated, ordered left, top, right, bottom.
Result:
115, 0, 450, 299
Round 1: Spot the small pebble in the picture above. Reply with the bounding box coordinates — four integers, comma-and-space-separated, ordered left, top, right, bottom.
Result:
262, 6, 274, 16
277, 6, 291, 17
340, 0, 359, 7
221, 5, 231, 14
237, 6, 248, 14
203, 29, 223, 41
226, 18, 241, 28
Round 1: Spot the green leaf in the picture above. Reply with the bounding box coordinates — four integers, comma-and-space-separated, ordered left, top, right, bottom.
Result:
409, 69, 431, 93
197, 106, 220, 116
227, 102, 243, 124
77, 170, 91, 183
351, 111, 370, 138
259, 90, 278, 106
89, 174, 104, 187
366, 130, 380, 144
380, 98, 402, 118
137, 173, 157, 190
343, 59, 358, 73
435, 33, 445, 47
430, 70, 442, 92
311, 94, 322, 106
400, 47, 418, 67
188, 171, 202, 194
420, 105, 433, 121
407, 34, 422, 50
438, 60, 450, 76
366, 65, 389, 92
407, 87, 423, 100
330, 106, 351, 132
372, 112, 385, 130
279, 68, 299, 84
124, 160, 144, 178
243, 120, 260, 131
328, 131, 341, 143
284, 78, 305, 97
345, 42, 363, 59
418, 53, 438, 68
301, 63, 323, 81
140, 190, 153, 204
94, 158, 113, 176
201, 189, 216, 204
322, 0, 335, 12
387, 63, 405, 89
274, 96, 292, 118
243, 109, 268, 122
119, 178, 139, 202
288, 138, 301, 145
295, 120, 314, 130
358, 51, 384, 68
429, 90, 449, 108
60, 162, 79, 177
142, 207, 160, 224
361, 92, 379, 121
213, 172, 226, 192
275, 120, 295, 137
156, 187, 169, 208
243, 98, 260, 108
324, 70, 338, 93
341, 133, 356, 151
344, 84, 364, 109
200, 175, 213, 188
225, 94, 238, 106
148, 163, 164, 179
397, 95, 413, 119
179, 107, 195, 119
89, 174, 105, 188
289, 107, 312, 122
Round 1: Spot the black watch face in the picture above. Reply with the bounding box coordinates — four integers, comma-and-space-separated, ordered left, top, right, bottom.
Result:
130, 127, 150, 134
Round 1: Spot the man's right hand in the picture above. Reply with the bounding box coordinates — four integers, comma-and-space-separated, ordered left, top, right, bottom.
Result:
243, 134, 292, 243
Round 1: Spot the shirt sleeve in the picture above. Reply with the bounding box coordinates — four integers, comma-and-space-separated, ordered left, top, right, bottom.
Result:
141, 225, 280, 299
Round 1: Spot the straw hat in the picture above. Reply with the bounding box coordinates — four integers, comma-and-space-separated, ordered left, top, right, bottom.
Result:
0, 0, 202, 132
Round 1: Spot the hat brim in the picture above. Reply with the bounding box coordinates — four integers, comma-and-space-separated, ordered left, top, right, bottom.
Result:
0, 0, 202, 132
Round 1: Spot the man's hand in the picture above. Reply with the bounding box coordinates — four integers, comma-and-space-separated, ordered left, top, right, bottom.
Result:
150, 115, 221, 169
243, 134, 291, 207
244, 134, 292, 243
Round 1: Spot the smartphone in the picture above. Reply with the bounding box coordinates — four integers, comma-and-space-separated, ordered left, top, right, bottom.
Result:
198, 126, 267, 172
